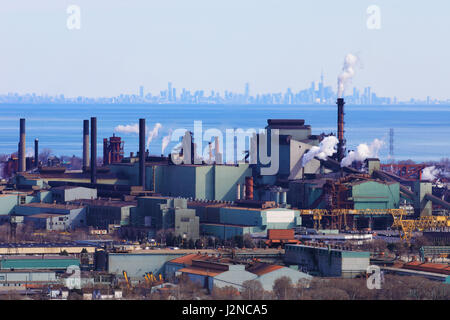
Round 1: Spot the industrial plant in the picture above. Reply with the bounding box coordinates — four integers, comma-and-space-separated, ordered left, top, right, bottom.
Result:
0, 97, 449, 300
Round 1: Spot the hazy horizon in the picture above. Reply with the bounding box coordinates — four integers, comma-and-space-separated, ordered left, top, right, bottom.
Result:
1, 1, 449, 101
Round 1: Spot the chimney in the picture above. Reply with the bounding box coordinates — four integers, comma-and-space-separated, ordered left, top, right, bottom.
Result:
208, 142, 213, 163
34, 138, 39, 168
18, 118, 26, 172
90, 117, 97, 184
337, 98, 346, 162
83, 119, 90, 172
139, 118, 146, 189
214, 136, 222, 164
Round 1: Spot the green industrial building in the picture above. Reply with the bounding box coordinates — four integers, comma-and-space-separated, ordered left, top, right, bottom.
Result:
109, 162, 252, 201
0, 256, 80, 271
284, 244, 370, 278
132, 196, 200, 240
188, 201, 302, 240
288, 179, 400, 210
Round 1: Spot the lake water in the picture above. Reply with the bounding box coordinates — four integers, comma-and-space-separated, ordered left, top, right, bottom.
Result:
0, 104, 449, 162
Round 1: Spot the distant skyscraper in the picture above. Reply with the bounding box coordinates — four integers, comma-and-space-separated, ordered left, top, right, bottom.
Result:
319, 71, 324, 103
139, 86, 144, 99
310, 81, 316, 103
245, 82, 250, 101
168, 82, 173, 101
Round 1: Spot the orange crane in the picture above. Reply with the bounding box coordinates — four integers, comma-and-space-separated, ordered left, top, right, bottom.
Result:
122, 271, 131, 289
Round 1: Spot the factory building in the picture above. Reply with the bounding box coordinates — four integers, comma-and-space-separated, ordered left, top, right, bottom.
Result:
284, 244, 370, 278
70, 199, 136, 229
0, 243, 97, 256
0, 256, 80, 271
107, 250, 214, 279
51, 186, 97, 203
168, 253, 312, 292
187, 200, 301, 240
0, 190, 53, 220
254, 119, 324, 187
108, 162, 252, 201
14, 202, 87, 229
0, 270, 58, 289
24, 213, 71, 231
245, 263, 312, 291
103, 134, 124, 165
6, 111, 448, 239
131, 196, 200, 240
288, 177, 400, 210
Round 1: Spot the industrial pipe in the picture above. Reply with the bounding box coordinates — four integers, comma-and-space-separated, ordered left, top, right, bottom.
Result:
139, 118, 146, 189
337, 98, 345, 162
34, 138, 39, 168
90, 117, 97, 184
83, 119, 89, 172
19, 118, 26, 172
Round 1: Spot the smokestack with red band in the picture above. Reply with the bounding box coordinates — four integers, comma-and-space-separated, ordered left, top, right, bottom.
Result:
19, 118, 26, 172
83, 120, 89, 172
337, 98, 345, 162
90, 117, 97, 184
139, 118, 146, 189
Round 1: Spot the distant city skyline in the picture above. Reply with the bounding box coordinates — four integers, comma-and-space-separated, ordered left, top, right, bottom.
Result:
0, 1, 450, 101
0, 79, 447, 105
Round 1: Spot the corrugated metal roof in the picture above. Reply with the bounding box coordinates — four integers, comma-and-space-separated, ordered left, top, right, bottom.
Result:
168, 253, 204, 265
268, 229, 295, 240
178, 267, 223, 277
246, 263, 284, 276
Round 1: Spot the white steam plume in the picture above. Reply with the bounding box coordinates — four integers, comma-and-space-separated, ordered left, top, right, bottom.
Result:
302, 136, 339, 167
147, 123, 162, 150
421, 166, 440, 181
161, 130, 173, 154
337, 53, 359, 98
26, 148, 34, 157
114, 123, 139, 134
341, 139, 384, 167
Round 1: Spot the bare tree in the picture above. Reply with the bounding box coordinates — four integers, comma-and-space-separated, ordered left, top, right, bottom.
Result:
241, 280, 265, 300
39, 148, 52, 163
272, 276, 296, 300
211, 286, 241, 300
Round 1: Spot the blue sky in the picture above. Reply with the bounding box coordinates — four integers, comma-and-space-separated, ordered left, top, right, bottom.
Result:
0, 0, 449, 100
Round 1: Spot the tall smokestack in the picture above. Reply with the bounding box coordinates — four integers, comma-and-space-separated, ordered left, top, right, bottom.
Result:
139, 118, 146, 189
83, 120, 90, 172
90, 117, 97, 184
337, 98, 345, 162
19, 118, 26, 172
34, 138, 39, 168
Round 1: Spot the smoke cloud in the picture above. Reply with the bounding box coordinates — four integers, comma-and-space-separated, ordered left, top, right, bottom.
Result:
337, 53, 359, 98
161, 130, 173, 154
341, 139, 384, 167
147, 123, 163, 150
114, 123, 139, 134
26, 148, 34, 157
302, 136, 339, 167
422, 166, 440, 181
